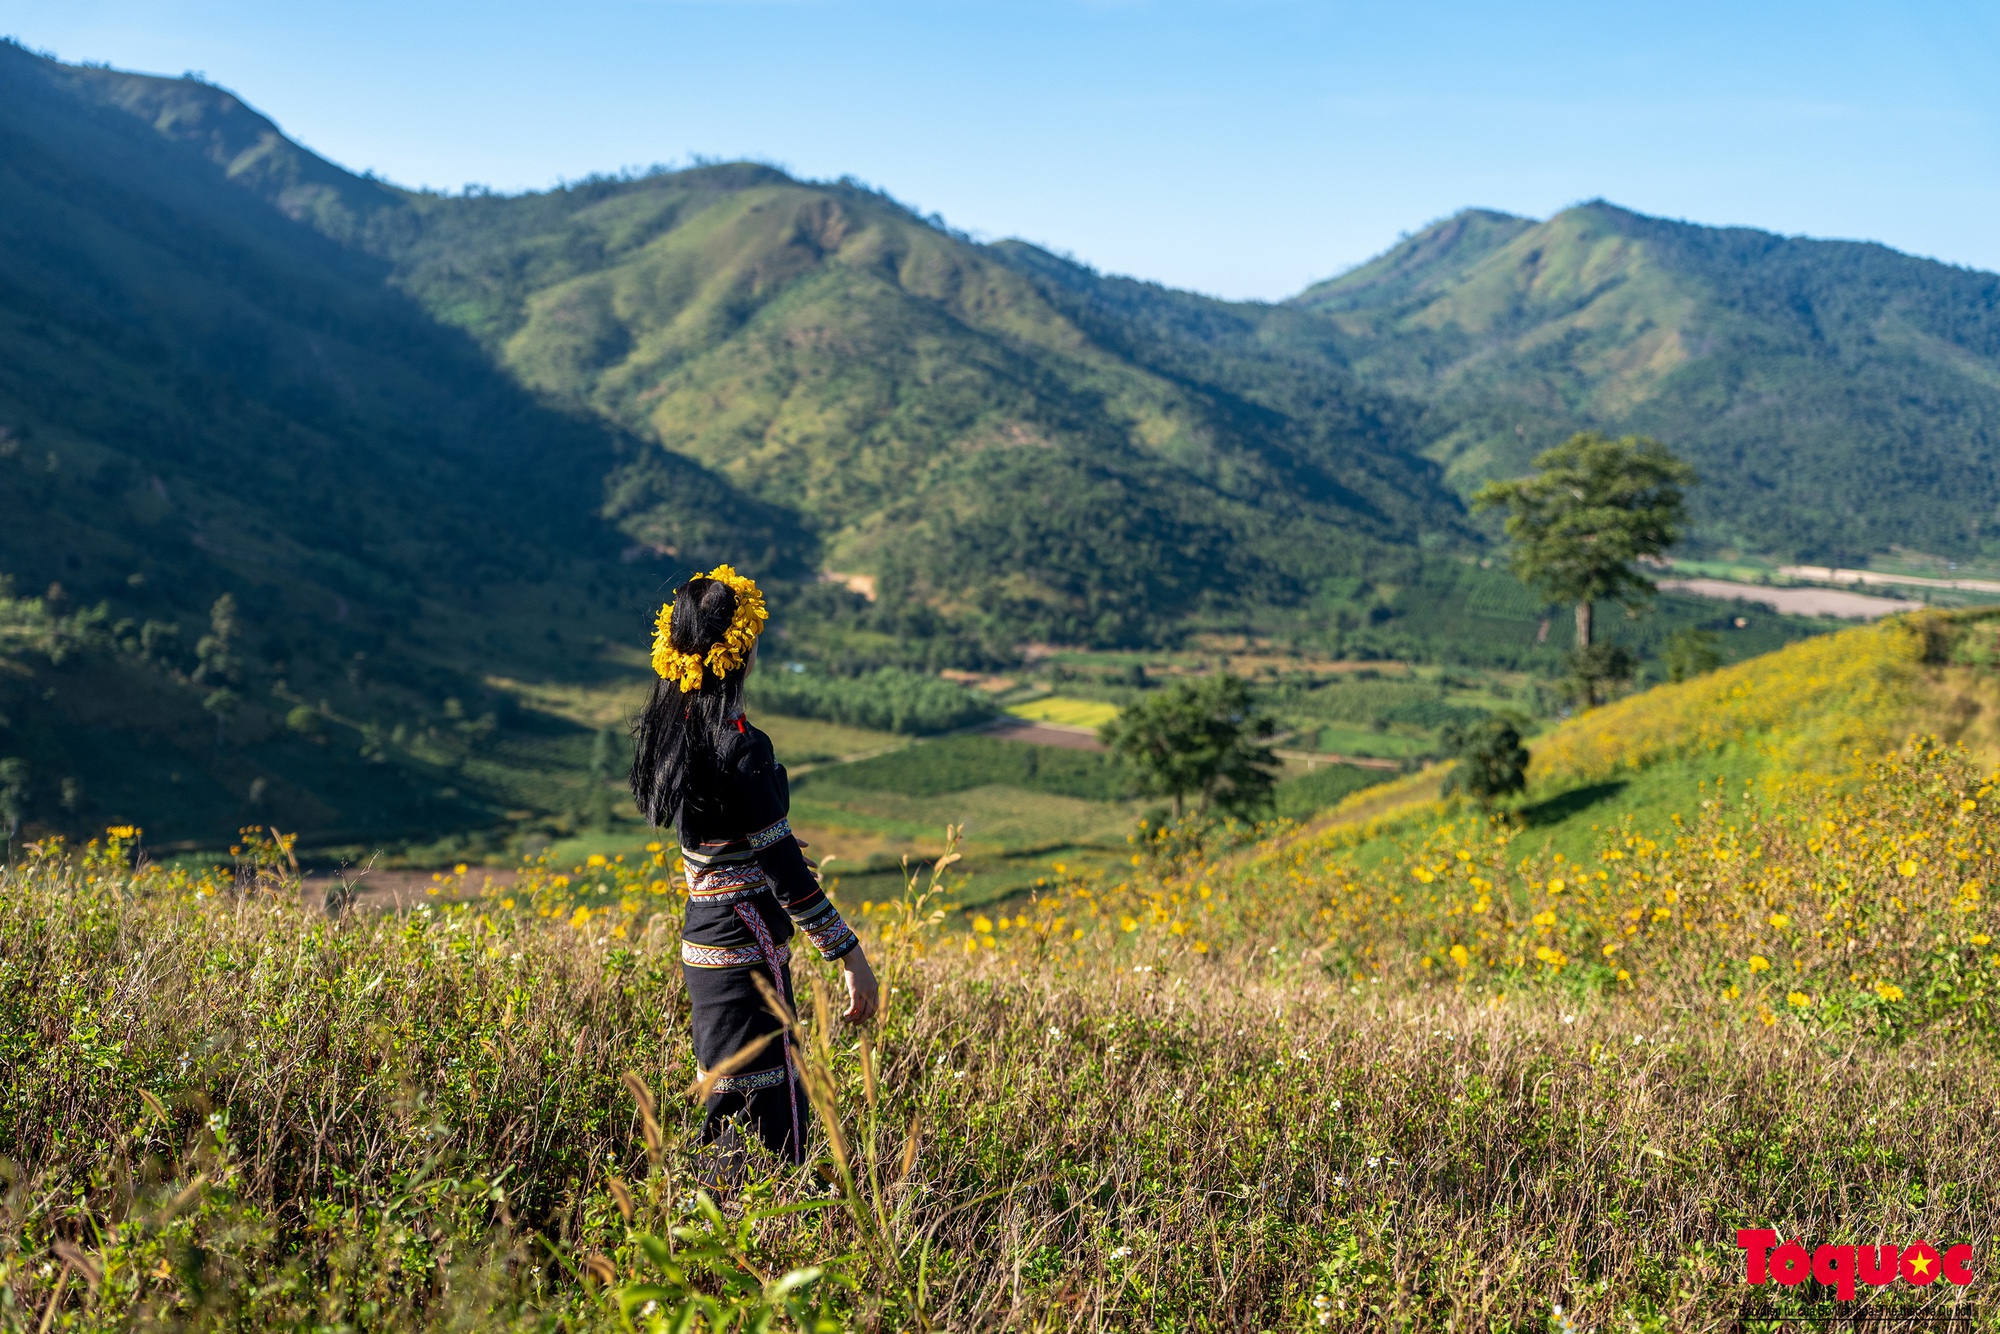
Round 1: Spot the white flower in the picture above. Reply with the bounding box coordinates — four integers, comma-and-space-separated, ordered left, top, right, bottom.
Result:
1109, 1245, 1132, 1261
1331, 1098, 1342, 1110
1367, 1156, 1380, 1168
1048, 1026, 1063, 1040
1333, 1174, 1347, 1187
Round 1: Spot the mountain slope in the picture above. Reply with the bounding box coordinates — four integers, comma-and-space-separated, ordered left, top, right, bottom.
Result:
374, 173, 1475, 646
1295, 202, 2000, 563
44, 50, 1479, 648
0, 43, 801, 846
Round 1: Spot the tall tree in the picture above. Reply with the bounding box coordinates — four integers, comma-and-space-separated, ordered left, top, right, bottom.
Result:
1099, 674, 1278, 820
1473, 432, 1696, 654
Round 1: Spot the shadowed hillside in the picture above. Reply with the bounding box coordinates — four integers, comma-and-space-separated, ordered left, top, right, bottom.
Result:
0, 43, 801, 846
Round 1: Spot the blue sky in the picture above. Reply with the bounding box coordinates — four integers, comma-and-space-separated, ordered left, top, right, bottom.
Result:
11, 1, 1997, 299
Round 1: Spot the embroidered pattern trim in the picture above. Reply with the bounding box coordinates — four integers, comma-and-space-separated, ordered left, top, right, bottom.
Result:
791, 899, 857, 959
699, 1065, 788, 1094
681, 940, 788, 969
746, 818, 792, 851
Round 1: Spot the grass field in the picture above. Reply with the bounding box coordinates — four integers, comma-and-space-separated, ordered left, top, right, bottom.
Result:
1004, 695, 1122, 729
17, 616, 2000, 1329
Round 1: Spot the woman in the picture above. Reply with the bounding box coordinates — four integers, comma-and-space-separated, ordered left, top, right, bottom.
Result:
629, 564, 878, 1165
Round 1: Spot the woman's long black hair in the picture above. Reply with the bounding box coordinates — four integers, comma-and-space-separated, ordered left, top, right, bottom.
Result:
630, 575, 752, 830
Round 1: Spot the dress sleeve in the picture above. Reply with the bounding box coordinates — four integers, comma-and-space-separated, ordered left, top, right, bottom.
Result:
729, 731, 860, 961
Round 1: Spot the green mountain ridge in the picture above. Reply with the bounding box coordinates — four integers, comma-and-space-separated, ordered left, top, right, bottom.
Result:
5, 43, 1980, 850
1295, 201, 2000, 562
35, 54, 1489, 648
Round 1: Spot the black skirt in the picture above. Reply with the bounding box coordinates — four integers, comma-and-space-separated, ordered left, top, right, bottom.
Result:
684, 897, 807, 1164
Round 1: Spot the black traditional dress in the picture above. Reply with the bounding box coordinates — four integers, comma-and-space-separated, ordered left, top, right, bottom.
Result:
675, 714, 857, 1163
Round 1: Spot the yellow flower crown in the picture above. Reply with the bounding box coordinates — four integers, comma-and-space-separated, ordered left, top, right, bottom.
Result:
651, 564, 768, 692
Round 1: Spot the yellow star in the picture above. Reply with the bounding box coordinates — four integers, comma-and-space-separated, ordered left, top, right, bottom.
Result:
1911, 1252, 1934, 1276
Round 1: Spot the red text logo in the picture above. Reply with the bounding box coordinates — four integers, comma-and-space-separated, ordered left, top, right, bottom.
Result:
1738, 1229, 1974, 1300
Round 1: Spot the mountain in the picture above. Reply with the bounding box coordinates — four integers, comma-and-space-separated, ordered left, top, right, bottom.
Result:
37, 50, 1482, 653
0, 46, 1500, 848
1294, 202, 2000, 563
0, 43, 801, 847
376, 171, 1479, 649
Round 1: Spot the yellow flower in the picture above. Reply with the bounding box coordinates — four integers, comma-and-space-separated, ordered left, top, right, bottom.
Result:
650, 563, 768, 689
1548, 878, 1564, 893
1119, 916, 1138, 933
972, 915, 993, 934
586, 853, 607, 868
1973, 934, 1993, 946
645, 841, 663, 852
1768, 913, 1790, 929
1874, 981, 1905, 1002
1759, 1007, 1778, 1027
1193, 940, 1209, 954
1723, 984, 1740, 1000
107, 825, 139, 840
1532, 910, 1557, 928
1616, 969, 1631, 983
1748, 955, 1771, 972
1787, 991, 1811, 1009
1073, 928, 1087, 941
1962, 800, 1978, 813
1898, 860, 1918, 877
1449, 944, 1470, 969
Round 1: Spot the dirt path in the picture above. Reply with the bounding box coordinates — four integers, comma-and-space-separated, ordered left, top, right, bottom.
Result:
1659, 577, 1922, 620
1781, 565, 2000, 596
979, 717, 1107, 751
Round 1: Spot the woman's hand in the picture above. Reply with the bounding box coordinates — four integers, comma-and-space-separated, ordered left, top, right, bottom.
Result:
841, 947, 879, 1024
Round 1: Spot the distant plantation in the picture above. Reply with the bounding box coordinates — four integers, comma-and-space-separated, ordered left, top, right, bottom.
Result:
746, 666, 997, 736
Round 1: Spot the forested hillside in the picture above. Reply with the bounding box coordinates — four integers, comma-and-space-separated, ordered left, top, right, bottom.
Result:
0, 44, 796, 845
381, 173, 1482, 649
1294, 202, 2000, 562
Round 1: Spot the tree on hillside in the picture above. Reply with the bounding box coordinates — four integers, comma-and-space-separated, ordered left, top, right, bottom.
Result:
1099, 674, 1278, 820
1474, 431, 1695, 649
194, 594, 243, 743
1567, 642, 1636, 710
1440, 717, 1529, 807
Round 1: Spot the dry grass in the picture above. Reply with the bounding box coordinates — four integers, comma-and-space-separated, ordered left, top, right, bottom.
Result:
3, 784, 1997, 1330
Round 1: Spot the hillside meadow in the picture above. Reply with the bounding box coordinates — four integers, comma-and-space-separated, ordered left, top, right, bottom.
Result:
5, 614, 2000, 1330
